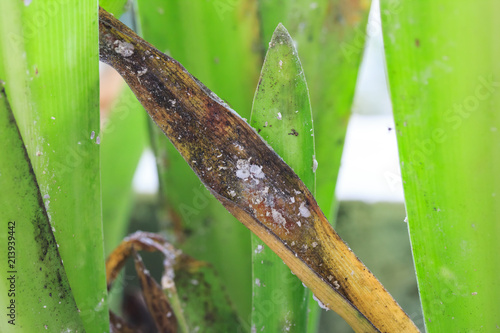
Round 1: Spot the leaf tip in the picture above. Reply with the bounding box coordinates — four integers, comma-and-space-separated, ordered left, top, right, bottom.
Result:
270, 23, 293, 47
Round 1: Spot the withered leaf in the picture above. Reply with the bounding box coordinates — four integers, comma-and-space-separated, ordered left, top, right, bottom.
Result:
106, 232, 178, 333
106, 231, 240, 332
133, 250, 178, 333
99, 7, 419, 333
106, 231, 177, 291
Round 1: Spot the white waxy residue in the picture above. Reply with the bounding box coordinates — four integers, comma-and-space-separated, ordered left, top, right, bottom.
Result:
90, 131, 95, 140
312, 155, 318, 173
114, 40, 134, 57
255, 278, 261, 287
235, 159, 265, 180
254, 244, 264, 254
277, 112, 282, 120
271, 209, 286, 226
236, 169, 250, 179
299, 202, 311, 218
312, 294, 329, 311
250, 164, 265, 179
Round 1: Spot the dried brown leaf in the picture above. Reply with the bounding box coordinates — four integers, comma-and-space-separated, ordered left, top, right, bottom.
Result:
133, 250, 178, 333
106, 232, 179, 332
106, 231, 176, 290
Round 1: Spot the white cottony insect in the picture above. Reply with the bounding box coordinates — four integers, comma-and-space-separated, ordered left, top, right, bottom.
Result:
114, 40, 134, 57
235, 159, 265, 180
299, 202, 311, 217
236, 169, 250, 179
312, 155, 318, 173
271, 209, 286, 226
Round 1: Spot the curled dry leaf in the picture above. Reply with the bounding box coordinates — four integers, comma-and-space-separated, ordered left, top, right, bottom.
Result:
106, 231, 240, 333
106, 231, 177, 291
133, 249, 178, 333
98, 7, 419, 333
106, 232, 178, 333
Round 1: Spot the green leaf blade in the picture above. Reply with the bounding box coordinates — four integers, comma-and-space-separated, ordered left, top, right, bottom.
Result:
0, 2, 108, 331
256, 2, 371, 330
382, 1, 500, 331
0, 90, 84, 332
258, 0, 371, 220
250, 23, 315, 333
101, 84, 149, 256
100, 0, 130, 18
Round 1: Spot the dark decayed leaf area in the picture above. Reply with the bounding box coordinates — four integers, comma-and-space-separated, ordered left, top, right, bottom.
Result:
98, 7, 419, 333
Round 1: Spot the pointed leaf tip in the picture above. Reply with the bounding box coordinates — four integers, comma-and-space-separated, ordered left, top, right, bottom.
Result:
270, 23, 293, 47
